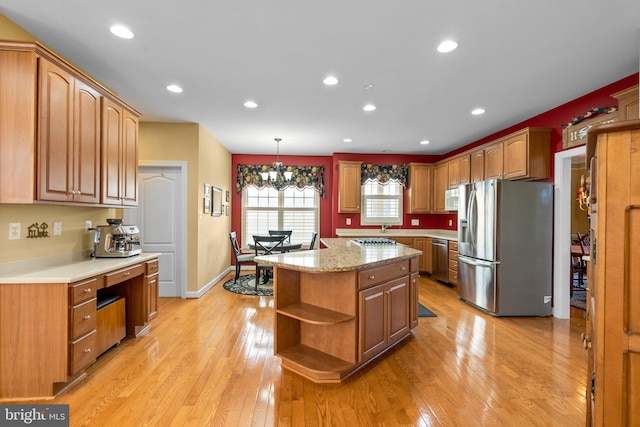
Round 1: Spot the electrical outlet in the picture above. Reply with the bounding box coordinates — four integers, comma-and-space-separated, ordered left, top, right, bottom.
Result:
449, 219, 453, 227
411, 219, 419, 226
53, 221, 62, 236
346, 218, 351, 225
85, 221, 92, 231
544, 296, 552, 304
9, 223, 20, 240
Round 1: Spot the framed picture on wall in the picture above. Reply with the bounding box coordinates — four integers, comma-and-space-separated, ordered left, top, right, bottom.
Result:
211, 187, 223, 216
204, 183, 211, 196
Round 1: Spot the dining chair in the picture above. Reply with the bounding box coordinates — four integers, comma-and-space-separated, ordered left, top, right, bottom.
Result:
307, 232, 318, 250
268, 230, 292, 244
253, 235, 286, 289
229, 232, 256, 284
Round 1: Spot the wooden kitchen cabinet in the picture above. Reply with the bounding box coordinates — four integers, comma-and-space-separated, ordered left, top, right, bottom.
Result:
409, 272, 419, 328
68, 276, 99, 375
585, 120, 640, 426
484, 142, 504, 180
102, 97, 139, 206
359, 275, 410, 363
610, 84, 638, 121
145, 259, 159, 321
433, 162, 449, 213
448, 240, 459, 286
412, 237, 432, 273
502, 128, 551, 180
0, 40, 139, 207
470, 149, 485, 183
447, 154, 470, 189
338, 161, 362, 213
406, 163, 432, 214
38, 59, 101, 203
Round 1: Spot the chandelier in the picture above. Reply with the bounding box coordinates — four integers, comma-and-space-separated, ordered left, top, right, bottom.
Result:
261, 138, 292, 182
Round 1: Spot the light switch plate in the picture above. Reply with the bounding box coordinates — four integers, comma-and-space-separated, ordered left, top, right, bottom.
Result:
346, 218, 351, 225
53, 221, 62, 236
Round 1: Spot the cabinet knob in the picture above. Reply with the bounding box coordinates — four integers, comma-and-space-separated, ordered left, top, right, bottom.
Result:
84, 348, 91, 353
84, 288, 92, 293
369, 275, 375, 280
400, 266, 406, 271
412, 279, 416, 283
84, 315, 91, 320
124, 271, 131, 276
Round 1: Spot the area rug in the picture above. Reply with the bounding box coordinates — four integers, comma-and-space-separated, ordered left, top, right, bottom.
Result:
570, 289, 586, 310
222, 273, 273, 296
419, 303, 437, 317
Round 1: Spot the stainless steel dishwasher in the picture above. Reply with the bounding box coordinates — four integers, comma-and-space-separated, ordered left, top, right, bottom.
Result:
432, 238, 449, 283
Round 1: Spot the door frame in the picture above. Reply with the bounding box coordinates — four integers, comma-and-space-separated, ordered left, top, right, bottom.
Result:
553, 145, 586, 319
130, 160, 188, 299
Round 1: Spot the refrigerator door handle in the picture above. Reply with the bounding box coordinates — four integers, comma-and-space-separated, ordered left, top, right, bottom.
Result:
468, 189, 477, 249
458, 254, 500, 266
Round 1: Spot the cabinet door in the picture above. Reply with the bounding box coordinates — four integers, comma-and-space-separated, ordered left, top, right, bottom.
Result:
146, 273, 159, 321
484, 142, 503, 179
359, 284, 386, 362
413, 238, 425, 271
38, 59, 74, 202
338, 161, 362, 213
406, 163, 432, 213
386, 276, 410, 345
448, 158, 460, 189
102, 98, 123, 205
458, 154, 471, 185
470, 149, 484, 183
503, 133, 528, 179
73, 80, 101, 203
122, 110, 138, 205
424, 237, 433, 273
433, 162, 448, 213
409, 272, 419, 328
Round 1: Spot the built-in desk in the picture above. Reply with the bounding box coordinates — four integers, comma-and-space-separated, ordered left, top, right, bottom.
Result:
0, 253, 160, 400
256, 238, 421, 383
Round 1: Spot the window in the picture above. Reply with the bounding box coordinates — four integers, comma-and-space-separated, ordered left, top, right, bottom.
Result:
360, 179, 403, 225
242, 186, 319, 247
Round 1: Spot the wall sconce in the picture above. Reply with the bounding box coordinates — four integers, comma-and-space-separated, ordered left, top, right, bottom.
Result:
261, 138, 293, 182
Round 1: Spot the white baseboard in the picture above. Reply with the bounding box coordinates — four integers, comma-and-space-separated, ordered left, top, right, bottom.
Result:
184, 265, 256, 298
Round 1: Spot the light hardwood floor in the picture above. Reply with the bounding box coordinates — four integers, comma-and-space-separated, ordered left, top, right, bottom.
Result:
32, 273, 587, 426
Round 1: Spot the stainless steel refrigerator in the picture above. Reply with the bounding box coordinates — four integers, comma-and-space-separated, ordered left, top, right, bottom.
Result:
457, 179, 553, 316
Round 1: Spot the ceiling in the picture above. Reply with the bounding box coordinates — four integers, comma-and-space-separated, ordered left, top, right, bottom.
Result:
1, 1, 639, 156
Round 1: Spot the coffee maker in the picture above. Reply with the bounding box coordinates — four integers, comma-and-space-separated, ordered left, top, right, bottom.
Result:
92, 218, 142, 258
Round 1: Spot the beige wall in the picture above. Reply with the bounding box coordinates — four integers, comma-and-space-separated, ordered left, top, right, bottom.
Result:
0, 14, 36, 41
138, 122, 232, 293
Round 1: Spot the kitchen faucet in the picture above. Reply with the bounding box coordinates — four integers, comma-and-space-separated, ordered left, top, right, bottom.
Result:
381, 224, 390, 233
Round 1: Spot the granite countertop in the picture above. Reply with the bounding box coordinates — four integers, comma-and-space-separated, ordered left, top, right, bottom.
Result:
335, 228, 458, 241
255, 237, 422, 273
0, 253, 161, 284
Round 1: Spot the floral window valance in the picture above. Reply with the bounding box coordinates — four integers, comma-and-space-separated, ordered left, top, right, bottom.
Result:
361, 163, 408, 186
236, 164, 326, 197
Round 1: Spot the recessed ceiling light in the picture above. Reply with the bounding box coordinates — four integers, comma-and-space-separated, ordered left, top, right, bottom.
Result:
109, 25, 134, 39
343, 138, 352, 143
420, 140, 430, 145
166, 84, 183, 93
437, 40, 458, 53
244, 100, 258, 108
471, 108, 486, 115
363, 104, 376, 112
323, 76, 339, 86
362, 83, 375, 90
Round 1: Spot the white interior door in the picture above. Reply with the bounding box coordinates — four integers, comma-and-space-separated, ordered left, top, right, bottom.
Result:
125, 163, 187, 297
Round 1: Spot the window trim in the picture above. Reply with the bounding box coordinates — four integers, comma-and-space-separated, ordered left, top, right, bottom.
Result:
360, 179, 403, 226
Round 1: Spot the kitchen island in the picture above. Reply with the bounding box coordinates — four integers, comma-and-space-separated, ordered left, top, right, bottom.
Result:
255, 238, 421, 383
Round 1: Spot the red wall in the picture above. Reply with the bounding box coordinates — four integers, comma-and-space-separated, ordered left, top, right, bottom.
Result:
231, 73, 638, 246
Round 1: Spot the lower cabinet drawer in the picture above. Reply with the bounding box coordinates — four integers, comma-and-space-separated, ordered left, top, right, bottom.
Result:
359, 260, 410, 289
70, 298, 97, 340
69, 330, 97, 375
449, 269, 458, 285
448, 258, 458, 272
